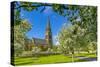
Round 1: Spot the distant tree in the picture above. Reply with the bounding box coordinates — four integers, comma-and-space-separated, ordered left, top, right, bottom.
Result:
57, 5, 97, 55
46, 48, 53, 53
24, 38, 33, 51
14, 20, 32, 54
32, 47, 41, 57
57, 24, 77, 62
88, 41, 97, 53
57, 22, 96, 62
14, 43, 24, 57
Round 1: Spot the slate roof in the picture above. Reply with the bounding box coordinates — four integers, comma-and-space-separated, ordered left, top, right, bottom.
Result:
33, 38, 47, 46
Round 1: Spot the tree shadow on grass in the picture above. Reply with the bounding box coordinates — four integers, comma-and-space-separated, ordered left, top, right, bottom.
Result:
15, 61, 34, 66
15, 57, 39, 65
76, 57, 97, 62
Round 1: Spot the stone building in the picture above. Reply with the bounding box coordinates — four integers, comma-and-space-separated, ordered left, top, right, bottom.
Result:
25, 17, 53, 51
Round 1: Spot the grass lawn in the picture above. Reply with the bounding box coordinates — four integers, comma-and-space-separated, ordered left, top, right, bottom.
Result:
14, 53, 97, 66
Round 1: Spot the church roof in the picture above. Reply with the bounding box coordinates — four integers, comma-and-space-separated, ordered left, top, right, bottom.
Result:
33, 38, 47, 45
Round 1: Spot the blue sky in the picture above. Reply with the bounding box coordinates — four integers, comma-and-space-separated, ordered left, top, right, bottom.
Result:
20, 6, 69, 45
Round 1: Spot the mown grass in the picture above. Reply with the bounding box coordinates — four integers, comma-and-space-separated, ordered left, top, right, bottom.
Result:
14, 53, 97, 66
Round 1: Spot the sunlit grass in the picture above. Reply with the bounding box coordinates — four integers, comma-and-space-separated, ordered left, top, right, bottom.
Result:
14, 53, 97, 66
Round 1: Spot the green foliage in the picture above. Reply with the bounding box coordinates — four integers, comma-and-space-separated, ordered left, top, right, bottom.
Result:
88, 41, 97, 53
57, 22, 97, 55
65, 6, 97, 42
52, 4, 65, 16
56, 5, 97, 55
14, 20, 31, 44
14, 20, 32, 56
32, 47, 41, 56
24, 38, 33, 51
14, 43, 24, 57
46, 48, 53, 53
57, 24, 78, 55
20, 2, 37, 11
21, 51, 33, 57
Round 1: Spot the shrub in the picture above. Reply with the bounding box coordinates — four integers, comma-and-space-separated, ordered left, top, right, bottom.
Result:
21, 51, 33, 57
14, 43, 24, 57
32, 47, 41, 57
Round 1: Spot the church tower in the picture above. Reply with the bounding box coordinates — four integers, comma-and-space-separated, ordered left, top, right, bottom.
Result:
45, 17, 52, 48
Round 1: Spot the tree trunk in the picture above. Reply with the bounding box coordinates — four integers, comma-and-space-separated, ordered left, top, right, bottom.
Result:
72, 54, 74, 62
71, 51, 74, 62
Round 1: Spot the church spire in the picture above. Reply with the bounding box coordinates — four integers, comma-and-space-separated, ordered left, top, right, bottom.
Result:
47, 17, 50, 29
45, 17, 52, 48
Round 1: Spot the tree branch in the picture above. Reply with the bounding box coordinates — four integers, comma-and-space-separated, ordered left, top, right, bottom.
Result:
15, 4, 52, 9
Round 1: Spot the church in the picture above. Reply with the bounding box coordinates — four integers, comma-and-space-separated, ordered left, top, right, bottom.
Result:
24, 17, 53, 51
